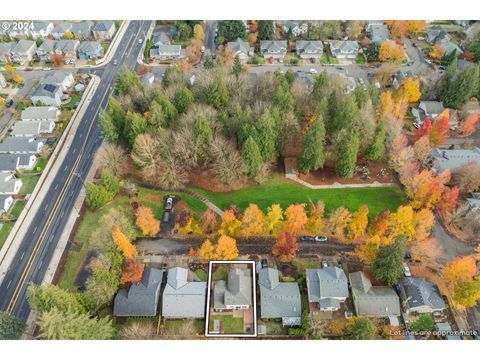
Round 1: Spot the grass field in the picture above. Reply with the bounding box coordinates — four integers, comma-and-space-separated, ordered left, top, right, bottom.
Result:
19, 175, 40, 195
209, 314, 244, 334
195, 269, 208, 281
190, 175, 407, 218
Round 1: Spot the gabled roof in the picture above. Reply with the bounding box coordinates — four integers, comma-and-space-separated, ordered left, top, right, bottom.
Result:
55, 39, 80, 52
152, 31, 172, 45
21, 106, 59, 121
93, 20, 115, 32
162, 267, 206, 318
150, 45, 181, 56
0, 137, 44, 153
0, 42, 15, 53
37, 39, 57, 53
32, 83, 61, 98
420, 101, 444, 115
0, 154, 20, 171
227, 38, 254, 55
430, 147, 480, 173
329, 40, 359, 56
70, 21, 93, 36
78, 41, 102, 53
296, 40, 324, 54
214, 268, 252, 308
306, 267, 349, 303
260, 40, 288, 55
113, 268, 164, 317
41, 71, 72, 86
12, 40, 36, 54
258, 268, 301, 321
11, 120, 54, 136
31, 21, 53, 33
0, 173, 21, 193
53, 21, 72, 34
400, 277, 446, 312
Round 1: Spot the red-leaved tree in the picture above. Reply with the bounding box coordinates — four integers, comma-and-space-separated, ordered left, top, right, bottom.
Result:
429, 110, 450, 147
272, 232, 298, 262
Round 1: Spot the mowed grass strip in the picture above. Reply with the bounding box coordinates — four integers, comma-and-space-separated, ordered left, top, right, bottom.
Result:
189, 175, 407, 218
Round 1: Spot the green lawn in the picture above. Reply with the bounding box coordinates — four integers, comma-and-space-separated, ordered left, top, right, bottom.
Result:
195, 269, 208, 281
356, 54, 366, 64
212, 266, 228, 281
62, 94, 81, 110
10, 200, 26, 218
189, 175, 407, 218
33, 158, 48, 172
209, 314, 244, 334
0, 223, 13, 249
19, 175, 40, 195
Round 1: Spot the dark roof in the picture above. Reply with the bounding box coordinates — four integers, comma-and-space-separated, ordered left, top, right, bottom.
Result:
93, 20, 114, 32
113, 268, 164, 317
400, 277, 446, 312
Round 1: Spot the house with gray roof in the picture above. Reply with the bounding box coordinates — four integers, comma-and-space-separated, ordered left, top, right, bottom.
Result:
227, 38, 254, 62
328, 40, 359, 61
162, 267, 207, 319
0, 42, 15, 63
93, 21, 116, 40
150, 45, 182, 61
0, 154, 36, 172
70, 21, 94, 40
36, 39, 57, 62
11, 40, 37, 65
400, 277, 446, 314
0, 194, 14, 215
365, 20, 385, 33
282, 21, 308, 37
412, 101, 445, 124
438, 38, 463, 56
214, 268, 252, 311
466, 193, 480, 218
54, 39, 80, 64
0, 137, 44, 154
306, 266, 349, 312
41, 71, 74, 91
258, 268, 301, 326
260, 40, 288, 63
11, 120, 55, 137
28, 21, 54, 39
32, 83, 62, 107
0, 173, 22, 195
113, 268, 164, 317
430, 147, 480, 174
152, 31, 172, 46
78, 41, 104, 60
296, 40, 324, 59
426, 26, 450, 44
349, 271, 401, 317
21, 106, 59, 122
52, 22, 73, 40
368, 24, 390, 44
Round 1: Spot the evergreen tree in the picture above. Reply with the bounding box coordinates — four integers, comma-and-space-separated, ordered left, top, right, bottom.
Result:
114, 67, 141, 96
0, 312, 25, 340
335, 130, 360, 178
124, 111, 147, 146
365, 124, 386, 161
173, 87, 194, 114
148, 101, 167, 129
258, 20, 275, 40
27, 284, 84, 314
99, 111, 119, 143
257, 109, 279, 161
241, 136, 263, 178
297, 118, 326, 174
442, 65, 479, 109
372, 237, 406, 285
154, 91, 178, 126
208, 75, 229, 110
218, 20, 246, 42
232, 54, 243, 78
193, 114, 213, 162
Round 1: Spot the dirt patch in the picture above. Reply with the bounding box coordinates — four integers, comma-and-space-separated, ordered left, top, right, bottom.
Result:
188, 168, 252, 192
298, 158, 392, 185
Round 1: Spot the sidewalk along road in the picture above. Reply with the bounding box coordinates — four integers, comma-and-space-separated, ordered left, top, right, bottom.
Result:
0, 20, 153, 321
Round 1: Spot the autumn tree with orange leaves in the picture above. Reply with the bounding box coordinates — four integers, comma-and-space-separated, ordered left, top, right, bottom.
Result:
272, 232, 298, 262
198, 239, 215, 260
240, 204, 266, 237
214, 235, 239, 260
379, 40, 406, 63
218, 209, 242, 237
283, 204, 307, 235
436, 186, 459, 221
404, 169, 450, 209
135, 205, 160, 236
429, 110, 450, 147
265, 204, 284, 236
406, 20, 426, 35
120, 259, 145, 284
347, 206, 369, 240
386, 20, 408, 38
413, 118, 432, 143
458, 112, 479, 136
112, 225, 137, 258
403, 78, 421, 103
444, 256, 477, 285
305, 200, 325, 235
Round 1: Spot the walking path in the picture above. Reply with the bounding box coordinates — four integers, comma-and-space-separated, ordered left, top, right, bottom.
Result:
285, 174, 396, 189
181, 188, 224, 216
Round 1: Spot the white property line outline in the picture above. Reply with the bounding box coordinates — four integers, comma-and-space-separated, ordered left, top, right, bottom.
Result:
205, 260, 257, 338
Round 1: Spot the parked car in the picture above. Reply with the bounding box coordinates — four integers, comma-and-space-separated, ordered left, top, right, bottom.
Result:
321, 260, 328, 268
403, 263, 412, 277
314, 236, 328, 242
138, 38, 143, 44
42, 67, 51, 71
298, 235, 314, 242
404, 251, 412, 260
439, 65, 446, 71
344, 311, 353, 318
425, 59, 432, 65
5, 99, 14, 108
165, 196, 174, 211
413, 122, 421, 129
336, 66, 345, 70
309, 68, 318, 74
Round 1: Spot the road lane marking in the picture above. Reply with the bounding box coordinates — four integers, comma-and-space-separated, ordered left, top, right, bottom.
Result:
32, 226, 37, 235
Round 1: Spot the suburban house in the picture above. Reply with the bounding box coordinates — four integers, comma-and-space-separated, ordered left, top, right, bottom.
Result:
399, 277, 446, 314
282, 20, 308, 37
28, 21, 54, 39
52, 22, 73, 40
10, 40, 37, 65
31, 84, 63, 107
21, 106, 60, 122
349, 271, 401, 318
113, 268, 165, 317
412, 101, 445, 124
368, 23, 390, 44
0, 194, 14, 215
0, 173, 23, 195
260, 40, 288, 63
430, 147, 480, 174
258, 268, 301, 326
36, 40, 57, 62
11, 120, 55, 137
92, 20, 116, 40
214, 268, 252, 311
328, 40, 359, 61
306, 266, 349, 312
426, 26, 450, 44
70, 21, 94, 40
78, 41, 104, 60
0, 154, 37, 172
365, 20, 385, 32
41, 71, 74, 91
227, 38, 254, 62
466, 193, 480, 218
152, 31, 172, 46
438, 38, 463, 56
0, 42, 15, 63
0, 137, 44, 154
54, 40, 80, 64
161, 267, 207, 319
150, 45, 182, 61
391, 70, 414, 88
296, 40, 324, 60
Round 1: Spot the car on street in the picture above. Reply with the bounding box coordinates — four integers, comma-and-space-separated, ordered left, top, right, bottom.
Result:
42, 67, 51, 71
165, 196, 174, 211
298, 235, 314, 242
138, 38, 143, 44
113, 59, 118, 65
336, 66, 345, 70
309, 68, 318, 74
403, 263, 412, 277
314, 235, 328, 242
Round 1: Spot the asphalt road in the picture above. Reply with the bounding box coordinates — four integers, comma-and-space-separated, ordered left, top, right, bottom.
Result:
0, 20, 152, 320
